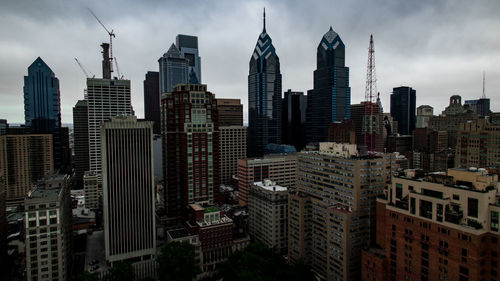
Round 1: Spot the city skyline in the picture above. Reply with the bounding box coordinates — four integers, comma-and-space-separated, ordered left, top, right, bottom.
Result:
1, 0, 500, 125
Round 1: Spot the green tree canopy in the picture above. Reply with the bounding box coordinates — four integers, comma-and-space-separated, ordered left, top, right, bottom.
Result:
157, 241, 200, 281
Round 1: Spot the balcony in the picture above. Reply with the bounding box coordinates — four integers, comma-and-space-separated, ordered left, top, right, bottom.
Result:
444, 205, 463, 224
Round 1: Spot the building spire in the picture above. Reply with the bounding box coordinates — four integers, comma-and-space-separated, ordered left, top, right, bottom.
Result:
482, 70, 486, 99
263, 7, 266, 32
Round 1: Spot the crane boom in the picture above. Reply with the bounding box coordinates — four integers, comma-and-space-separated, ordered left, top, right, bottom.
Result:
74, 58, 89, 78
114, 57, 122, 79
88, 8, 115, 74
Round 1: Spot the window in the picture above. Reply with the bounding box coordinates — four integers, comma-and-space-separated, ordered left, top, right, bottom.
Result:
491, 211, 499, 231
420, 200, 433, 219
396, 184, 403, 199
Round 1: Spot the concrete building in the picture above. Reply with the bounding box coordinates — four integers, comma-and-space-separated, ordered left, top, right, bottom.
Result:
237, 154, 297, 206
416, 105, 434, 128
101, 116, 156, 278
456, 117, 500, 168
387, 134, 412, 156
72, 100, 89, 188
248, 180, 288, 254
328, 120, 356, 145
83, 171, 100, 210
363, 168, 500, 281
219, 126, 247, 185
25, 174, 71, 281
0, 134, 53, 205
216, 98, 243, 127
161, 84, 220, 221
288, 143, 397, 281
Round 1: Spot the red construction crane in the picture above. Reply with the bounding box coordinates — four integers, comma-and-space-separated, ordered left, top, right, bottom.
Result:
88, 8, 115, 74
363, 34, 377, 155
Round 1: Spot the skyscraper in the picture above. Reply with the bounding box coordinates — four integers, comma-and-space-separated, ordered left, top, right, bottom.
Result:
176, 34, 202, 84
161, 84, 220, 221
307, 27, 351, 143
248, 10, 282, 157
101, 116, 156, 278
216, 98, 243, 126
143, 71, 161, 134
73, 100, 89, 187
390, 86, 416, 135
87, 43, 133, 175
219, 126, 247, 185
23, 57, 67, 171
282, 90, 307, 151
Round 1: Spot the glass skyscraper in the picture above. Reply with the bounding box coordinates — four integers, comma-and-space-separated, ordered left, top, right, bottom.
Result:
307, 27, 351, 143
390, 86, 416, 135
248, 12, 282, 157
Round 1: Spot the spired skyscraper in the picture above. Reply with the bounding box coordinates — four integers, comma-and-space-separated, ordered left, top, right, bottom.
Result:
248, 10, 282, 157
307, 27, 351, 143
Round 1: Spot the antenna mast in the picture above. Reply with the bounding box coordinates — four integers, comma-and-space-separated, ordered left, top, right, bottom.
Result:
364, 34, 377, 155
482, 71, 486, 99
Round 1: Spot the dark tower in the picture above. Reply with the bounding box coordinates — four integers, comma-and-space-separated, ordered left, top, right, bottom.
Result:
72, 100, 89, 187
390, 86, 416, 135
282, 90, 307, 151
101, 43, 111, 79
306, 27, 351, 143
143, 71, 161, 134
248, 9, 282, 157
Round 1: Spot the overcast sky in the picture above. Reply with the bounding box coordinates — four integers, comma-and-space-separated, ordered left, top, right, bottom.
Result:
1, 0, 499, 124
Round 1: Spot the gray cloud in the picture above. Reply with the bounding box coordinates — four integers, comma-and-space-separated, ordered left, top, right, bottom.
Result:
1, 0, 499, 124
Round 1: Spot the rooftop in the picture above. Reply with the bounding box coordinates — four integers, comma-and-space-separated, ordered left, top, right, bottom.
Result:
167, 228, 194, 240
254, 180, 287, 192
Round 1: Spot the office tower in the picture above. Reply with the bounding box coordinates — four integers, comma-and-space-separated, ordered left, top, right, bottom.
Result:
237, 154, 297, 206
248, 180, 288, 254
219, 126, 247, 185
429, 95, 477, 148
72, 100, 89, 187
23, 57, 67, 172
0, 119, 7, 135
176, 34, 202, 84
216, 98, 243, 126
83, 171, 100, 209
390, 86, 416, 135
412, 128, 450, 171
465, 98, 490, 117
351, 102, 384, 152
307, 27, 351, 143
416, 105, 434, 128
25, 174, 71, 281
288, 143, 396, 281
248, 11, 282, 157
363, 168, 500, 281
143, 71, 161, 134
159, 44, 189, 94
87, 43, 132, 175
282, 90, 307, 151
161, 84, 220, 220
387, 134, 413, 155
0, 134, 53, 205
456, 118, 500, 168
328, 120, 355, 144
101, 116, 156, 277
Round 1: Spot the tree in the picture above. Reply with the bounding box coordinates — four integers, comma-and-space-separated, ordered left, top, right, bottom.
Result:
102, 261, 135, 281
157, 241, 200, 281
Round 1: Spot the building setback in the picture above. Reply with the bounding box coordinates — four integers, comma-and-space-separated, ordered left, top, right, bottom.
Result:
237, 153, 297, 206
0, 134, 53, 205
101, 116, 156, 278
73, 100, 89, 187
248, 180, 288, 254
143, 71, 161, 134
456, 117, 500, 168
216, 99, 243, 127
248, 11, 282, 157
219, 126, 247, 185
363, 168, 500, 281
282, 90, 307, 151
307, 27, 351, 143
25, 174, 71, 281
161, 84, 220, 221
390, 86, 416, 135
288, 143, 396, 281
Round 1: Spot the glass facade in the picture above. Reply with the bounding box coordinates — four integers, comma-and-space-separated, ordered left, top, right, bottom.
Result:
390, 86, 416, 135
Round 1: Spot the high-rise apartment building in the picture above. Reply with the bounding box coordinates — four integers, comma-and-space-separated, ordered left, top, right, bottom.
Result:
390, 86, 416, 135
237, 154, 297, 206
101, 116, 156, 277
143, 71, 161, 134
416, 105, 434, 128
248, 11, 282, 157
282, 90, 307, 151
248, 180, 288, 254
72, 100, 89, 187
0, 134, 53, 205
161, 84, 220, 220
23, 57, 67, 172
87, 44, 133, 175
456, 117, 500, 168
83, 171, 100, 210
363, 168, 500, 281
288, 143, 396, 281
216, 98, 243, 127
307, 27, 351, 143
176, 34, 202, 84
219, 126, 247, 185
25, 174, 71, 281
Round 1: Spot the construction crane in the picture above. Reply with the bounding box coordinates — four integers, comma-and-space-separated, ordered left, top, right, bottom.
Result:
114, 57, 123, 79
88, 8, 115, 74
74, 58, 95, 78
